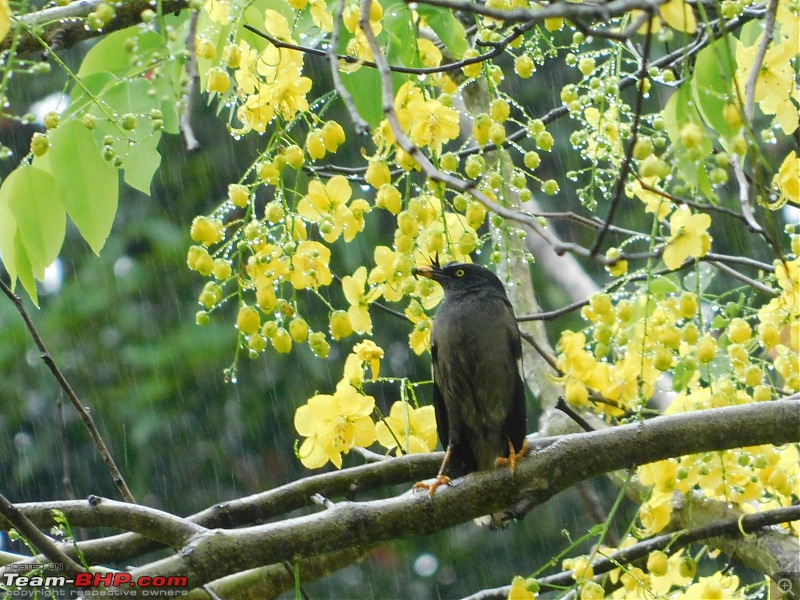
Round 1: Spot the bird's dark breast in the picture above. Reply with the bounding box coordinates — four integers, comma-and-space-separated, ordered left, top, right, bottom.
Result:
432, 291, 524, 473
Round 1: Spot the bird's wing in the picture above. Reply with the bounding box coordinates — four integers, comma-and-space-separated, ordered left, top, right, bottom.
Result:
505, 319, 527, 453
431, 342, 449, 449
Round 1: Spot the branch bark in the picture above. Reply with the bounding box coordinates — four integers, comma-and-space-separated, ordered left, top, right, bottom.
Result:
116, 400, 799, 589
5, 0, 192, 55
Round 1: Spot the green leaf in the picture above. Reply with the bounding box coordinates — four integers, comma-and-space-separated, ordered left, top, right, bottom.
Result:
91, 78, 162, 143
692, 37, 737, 140
683, 262, 715, 293
0, 176, 18, 284
648, 275, 681, 297
123, 133, 162, 194
383, 2, 418, 68
45, 120, 119, 255
14, 235, 38, 306
339, 67, 385, 129
80, 78, 163, 195
415, 5, 468, 58
5, 165, 65, 281
68, 71, 118, 110
672, 360, 694, 392
78, 29, 167, 79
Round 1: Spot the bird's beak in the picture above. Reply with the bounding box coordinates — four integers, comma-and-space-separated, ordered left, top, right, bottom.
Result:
413, 265, 434, 279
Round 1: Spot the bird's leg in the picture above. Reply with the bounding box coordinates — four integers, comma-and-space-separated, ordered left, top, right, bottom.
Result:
414, 445, 454, 496
495, 439, 529, 472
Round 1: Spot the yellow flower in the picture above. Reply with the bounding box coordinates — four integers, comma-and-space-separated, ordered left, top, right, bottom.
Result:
204, 0, 230, 24
190, 216, 224, 246
341, 353, 365, 389
294, 385, 377, 468
342, 267, 381, 335
406, 97, 460, 155
353, 340, 384, 379
0, 0, 10, 43
637, 493, 673, 535
229, 11, 312, 133
417, 38, 442, 68
659, 0, 696, 32
368, 246, 414, 302
310, 0, 333, 31
290, 240, 333, 290
662, 207, 711, 270
736, 39, 798, 135
330, 310, 354, 340
682, 572, 741, 599
297, 176, 368, 243
774, 150, 800, 206
376, 401, 437, 455
507, 576, 536, 600
405, 299, 433, 354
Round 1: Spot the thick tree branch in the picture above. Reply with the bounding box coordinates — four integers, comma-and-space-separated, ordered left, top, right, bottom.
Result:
123, 400, 799, 589
4, 0, 192, 55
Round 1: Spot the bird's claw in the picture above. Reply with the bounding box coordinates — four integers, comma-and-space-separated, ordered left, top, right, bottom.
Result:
414, 475, 452, 496
495, 439, 529, 472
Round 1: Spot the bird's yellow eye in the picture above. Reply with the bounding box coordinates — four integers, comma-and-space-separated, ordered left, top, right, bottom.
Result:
455, 269, 465, 277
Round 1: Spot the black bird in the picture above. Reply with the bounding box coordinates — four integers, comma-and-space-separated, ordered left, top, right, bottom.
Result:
414, 261, 527, 508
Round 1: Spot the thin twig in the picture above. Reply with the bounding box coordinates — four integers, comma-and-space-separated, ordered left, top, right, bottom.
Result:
328, 0, 370, 134
591, 15, 654, 256
408, 0, 666, 25
707, 260, 778, 296
181, 9, 201, 151
0, 279, 136, 504
0, 491, 86, 574
465, 504, 800, 599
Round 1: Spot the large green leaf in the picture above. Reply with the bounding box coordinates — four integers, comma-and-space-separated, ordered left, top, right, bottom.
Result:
73, 77, 163, 195
0, 177, 18, 284
14, 235, 37, 306
78, 29, 167, 79
45, 120, 119, 255
123, 133, 163, 194
384, 2, 418, 68
692, 37, 737, 140
415, 5, 468, 59
5, 165, 65, 280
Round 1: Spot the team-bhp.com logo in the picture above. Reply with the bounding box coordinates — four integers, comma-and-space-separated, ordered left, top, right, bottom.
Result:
3, 570, 188, 596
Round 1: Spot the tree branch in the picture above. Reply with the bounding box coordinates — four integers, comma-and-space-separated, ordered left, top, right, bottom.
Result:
4, 0, 192, 55
0, 279, 136, 503
122, 400, 799, 589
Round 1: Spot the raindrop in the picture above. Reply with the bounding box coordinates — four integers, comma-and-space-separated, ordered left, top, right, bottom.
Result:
413, 553, 438, 577
114, 256, 136, 279
42, 259, 63, 294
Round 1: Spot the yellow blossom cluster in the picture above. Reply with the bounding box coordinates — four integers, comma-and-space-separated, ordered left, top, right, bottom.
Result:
606, 545, 742, 599
340, 0, 383, 68
521, 543, 746, 599
735, 0, 799, 135
296, 175, 370, 243
662, 207, 712, 270
374, 82, 460, 159
293, 342, 437, 468
200, 6, 313, 133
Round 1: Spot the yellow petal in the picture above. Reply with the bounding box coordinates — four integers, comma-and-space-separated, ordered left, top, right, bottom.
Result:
660, 0, 696, 33
298, 436, 330, 469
